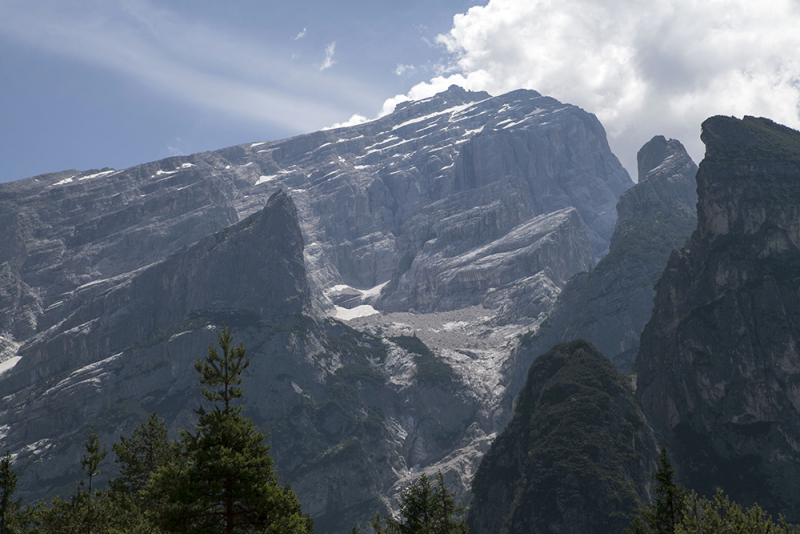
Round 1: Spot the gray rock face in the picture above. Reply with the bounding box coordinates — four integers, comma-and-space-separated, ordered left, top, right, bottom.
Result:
468, 340, 658, 534
509, 136, 697, 379
379, 207, 594, 313
0, 192, 485, 534
0, 86, 635, 532
5, 189, 311, 392
0, 86, 631, 342
636, 116, 800, 521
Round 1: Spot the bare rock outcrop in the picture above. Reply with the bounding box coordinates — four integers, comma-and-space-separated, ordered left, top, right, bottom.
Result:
636, 116, 800, 521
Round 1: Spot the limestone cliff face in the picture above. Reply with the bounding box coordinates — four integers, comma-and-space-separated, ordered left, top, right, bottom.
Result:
468, 340, 658, 534
636, 116, 800, 520
379, 207, 594, 313
509, 136, 697, 382
0, 86, 634, 533
5, 190, 311, 391
0, 191, 488, 534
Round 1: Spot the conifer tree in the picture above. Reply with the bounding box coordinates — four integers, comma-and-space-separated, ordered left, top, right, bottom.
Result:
112, 413, 173, 498
626, 447, 688, 534
370, 471, 467, 534
0, 451, 20, 534
152, 324, 312, 533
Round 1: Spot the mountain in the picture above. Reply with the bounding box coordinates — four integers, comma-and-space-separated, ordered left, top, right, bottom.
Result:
635, 116, 800, 521
505, 134, 697, 406
467, 340, 658, 534
0, 190, 484, 533
0, 86, 636, 532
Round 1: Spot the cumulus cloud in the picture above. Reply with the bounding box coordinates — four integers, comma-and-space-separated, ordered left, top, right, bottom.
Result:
383, 0, 800, 176
323, 114, 369, 130
294, 28, 307, 40
320, 42, 336, 71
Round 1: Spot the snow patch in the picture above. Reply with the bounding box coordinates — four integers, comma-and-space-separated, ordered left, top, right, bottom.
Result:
78, 170, 116, 181
337, 135, 364, 143
180, 162, 194, 168
334, 305, 379, 320
156, 169, 177, 175
255, 175, 277, 185
392, 103, 472, 131
250, 142, 266, 148
361, 281, 389, 299
52, 176, 75, 186
0, 356, 21, 376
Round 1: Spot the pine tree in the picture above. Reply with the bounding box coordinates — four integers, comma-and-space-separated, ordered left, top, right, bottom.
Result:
81, 427, 108, 500
433, 471, 467, 534
0, 451, 20, 534
112, 413, 173, 497
626, 447, 687, 534
152, 324, 312, 534
370, 471, 467, 534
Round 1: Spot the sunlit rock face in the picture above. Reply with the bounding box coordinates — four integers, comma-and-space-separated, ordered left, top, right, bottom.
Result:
636, 116, 800, 521
0, 86, 635, 533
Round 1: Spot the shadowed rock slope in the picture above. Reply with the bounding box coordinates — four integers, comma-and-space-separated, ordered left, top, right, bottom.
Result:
0, 191, 492, 534
507, 135, 697, 394
468, 340, 658, 534
636, 116, 800, 521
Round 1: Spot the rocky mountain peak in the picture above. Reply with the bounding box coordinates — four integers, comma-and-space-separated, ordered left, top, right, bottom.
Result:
696, 116, 800, 244
615, 135, 697, 228
635, 116, 800, 521
637, 134, 671, 179
509, 135, 697, 377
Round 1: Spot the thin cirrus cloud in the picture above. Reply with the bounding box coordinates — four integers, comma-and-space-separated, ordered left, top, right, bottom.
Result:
320, 42, 336, 71
294, 28, 307, 40
0, 0, 375, 134
377, 0, 800, 177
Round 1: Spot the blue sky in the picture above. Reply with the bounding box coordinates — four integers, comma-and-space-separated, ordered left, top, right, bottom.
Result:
0, 0, 482, 183
2, 0, 800, 183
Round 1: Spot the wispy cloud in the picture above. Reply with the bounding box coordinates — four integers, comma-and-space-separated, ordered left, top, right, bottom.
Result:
395, 64, 416, 76
0, 0, 376, 133
320, 42, 336, 71
293, 28, 306, 40
167, 137, 184, 157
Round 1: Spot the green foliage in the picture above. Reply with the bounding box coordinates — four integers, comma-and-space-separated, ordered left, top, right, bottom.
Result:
1, 451, 21, 534
150, 324, 312, 533
625, 447, 687, 534
469, 340, 652, 534
677, 490, 797, 534
626, 448, 798, 534
31, 490, 157, 534
111, 413, 173, 502
370, 471, 467, 534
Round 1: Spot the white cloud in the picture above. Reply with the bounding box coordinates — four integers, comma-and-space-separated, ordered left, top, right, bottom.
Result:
323, 114, 369, 130
320, 42, 336, 71
294, 28, 307, 40
395, 64, 416, 76
383, 0, 800, 177
0, 1, 377, 134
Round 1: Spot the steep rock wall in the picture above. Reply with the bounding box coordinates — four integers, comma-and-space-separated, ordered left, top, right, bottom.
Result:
636, 116, 800, 521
